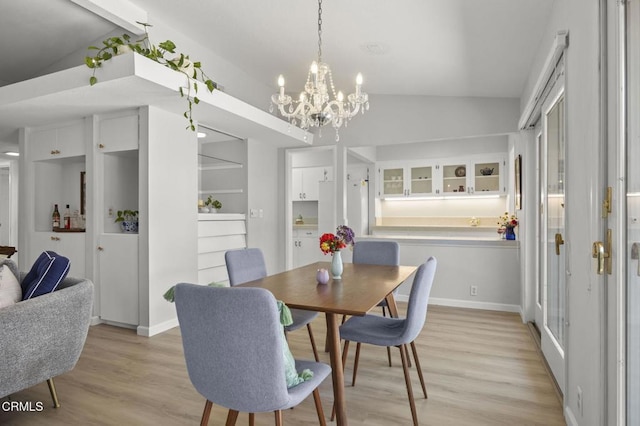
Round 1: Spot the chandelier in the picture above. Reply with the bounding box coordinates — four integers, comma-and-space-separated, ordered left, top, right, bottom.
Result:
270, 0, 369, 141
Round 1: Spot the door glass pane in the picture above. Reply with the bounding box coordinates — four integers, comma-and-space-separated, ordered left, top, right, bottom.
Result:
410, 166, 432, 195
474, 161, 500, 192
627, 1, 640, 420
546, 96, 565, 347
442, 163, 466, 193
382, 168, 403, 195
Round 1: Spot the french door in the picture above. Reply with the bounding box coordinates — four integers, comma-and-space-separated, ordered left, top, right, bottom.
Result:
626, 0, 640, 422
540, 77, 566, 394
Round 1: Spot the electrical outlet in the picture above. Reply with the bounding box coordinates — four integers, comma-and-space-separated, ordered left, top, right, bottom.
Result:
577, 386, 583, 415
470, 285, 478, 296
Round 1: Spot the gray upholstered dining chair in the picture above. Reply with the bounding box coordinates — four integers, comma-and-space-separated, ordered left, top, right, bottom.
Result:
225, 248, 320, 362
174, 283, 331, 425
349, 240, 401, 374
338, 257, 437, 426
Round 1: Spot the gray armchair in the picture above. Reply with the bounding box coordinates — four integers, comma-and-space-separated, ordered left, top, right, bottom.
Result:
0, 259, 94, 408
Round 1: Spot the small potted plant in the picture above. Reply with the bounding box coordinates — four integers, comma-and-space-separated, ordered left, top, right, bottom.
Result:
115, 209, 139, 233
204, 196, 222, 213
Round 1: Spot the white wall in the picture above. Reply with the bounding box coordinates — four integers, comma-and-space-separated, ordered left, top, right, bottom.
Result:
140, 106, 199, 335
334, 95, 520, 147
376, 135, 508, 161
246, 139, 280, 274
394, 240, 520, 311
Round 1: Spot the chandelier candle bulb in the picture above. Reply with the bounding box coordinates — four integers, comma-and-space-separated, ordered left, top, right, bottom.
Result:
278, 75, 285, 97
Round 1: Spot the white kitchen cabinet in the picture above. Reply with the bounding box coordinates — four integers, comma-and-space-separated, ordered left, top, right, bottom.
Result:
378, 161, 437, 198
293, 228, 321, 267
197, 214, 247, 284
98, 233, 139, 326
98, 112, 139, 153
441, 157, 506, 195
292, 167, 330, 200
28, 121, 85, 161
27, 232, 86, 278
377, 155, 505, 198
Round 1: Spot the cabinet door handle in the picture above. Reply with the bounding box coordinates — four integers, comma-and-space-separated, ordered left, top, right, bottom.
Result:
98, 144, 105, 149
97, 246, 104, 251
299, 240, 302, 247
50, 236, 60, 241
51, 149, 61, 155
299, 193, 303, 199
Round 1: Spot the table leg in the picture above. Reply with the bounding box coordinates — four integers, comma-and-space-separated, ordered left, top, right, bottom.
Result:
325, 312, 347, 425
385, 292, 400, 318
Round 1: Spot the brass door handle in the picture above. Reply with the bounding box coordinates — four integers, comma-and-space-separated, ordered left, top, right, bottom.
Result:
555, 233, 564, 255
592, 229, 612, 275
632, 242, 640, 276
593, 241, 605, 275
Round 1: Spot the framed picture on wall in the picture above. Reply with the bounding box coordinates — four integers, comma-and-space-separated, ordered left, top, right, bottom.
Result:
515, 155, 522, 210
80, 171, 86, 215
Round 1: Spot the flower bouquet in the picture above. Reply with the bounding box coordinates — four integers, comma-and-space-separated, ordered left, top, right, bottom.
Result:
319, 225, 355, 279
497, 212, 518, 240
319, 225, 355, 255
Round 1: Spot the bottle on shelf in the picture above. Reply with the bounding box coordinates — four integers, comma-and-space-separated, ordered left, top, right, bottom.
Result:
64, 204, 71, 229
52, 204, 61, 230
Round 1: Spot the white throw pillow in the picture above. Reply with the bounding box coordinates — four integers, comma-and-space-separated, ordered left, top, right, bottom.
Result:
0, 264, 21, 308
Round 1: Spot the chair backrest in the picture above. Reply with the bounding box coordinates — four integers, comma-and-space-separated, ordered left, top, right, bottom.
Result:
225, 248, 267, 286
352, 240, 400, 266
402, 256, 437, 342
174, 283, 290, 413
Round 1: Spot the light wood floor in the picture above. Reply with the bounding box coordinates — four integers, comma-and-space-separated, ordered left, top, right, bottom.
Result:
0, 305, 565, 425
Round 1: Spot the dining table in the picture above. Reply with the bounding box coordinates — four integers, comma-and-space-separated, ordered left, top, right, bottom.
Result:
237, 260, 417, 426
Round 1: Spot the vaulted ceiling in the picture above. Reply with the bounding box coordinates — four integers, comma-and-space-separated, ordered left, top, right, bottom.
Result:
0, 0, 556, 154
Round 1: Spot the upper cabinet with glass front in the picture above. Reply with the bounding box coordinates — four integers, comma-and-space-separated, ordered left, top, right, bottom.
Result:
377, 155, 506, 198
378, 161, 436, 198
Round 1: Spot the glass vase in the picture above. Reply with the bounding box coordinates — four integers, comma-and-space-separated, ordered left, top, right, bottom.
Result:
331, 250, 343, 279
505, 226, 516, 240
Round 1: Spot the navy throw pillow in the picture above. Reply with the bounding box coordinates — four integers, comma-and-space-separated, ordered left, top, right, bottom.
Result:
22, 251, 70, 300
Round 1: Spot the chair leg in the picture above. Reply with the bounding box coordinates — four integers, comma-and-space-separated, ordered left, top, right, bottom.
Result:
312, 388, 327, 426
410, 341, 428, 399
307, 323, 320, 362
351, 342, 361, 386
330, 340, 351, 421
274, 410, 283, 426
249, 413, 255, 426
405, 343, 412, 368
200, 400, 213, 426
225, 409, 239, 426
380, 306, 394, 367
341, 314, 347, 324
399, 345, 419, 426
46, 378, 60, 408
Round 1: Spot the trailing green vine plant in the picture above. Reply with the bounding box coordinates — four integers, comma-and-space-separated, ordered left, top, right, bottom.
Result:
85, 22, 217, 131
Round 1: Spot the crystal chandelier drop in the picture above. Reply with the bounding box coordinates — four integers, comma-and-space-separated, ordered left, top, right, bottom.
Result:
270, 0, 369, 141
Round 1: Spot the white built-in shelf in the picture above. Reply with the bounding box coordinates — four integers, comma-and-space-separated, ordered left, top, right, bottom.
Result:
0, 53, 311, 147
199, 189, 244, 195
199, 163, 243, 171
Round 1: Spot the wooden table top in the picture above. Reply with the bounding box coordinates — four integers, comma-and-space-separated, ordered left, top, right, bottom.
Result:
237, 262, 417, 316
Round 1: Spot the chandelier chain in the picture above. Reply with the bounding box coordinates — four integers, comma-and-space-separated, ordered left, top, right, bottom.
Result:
317, 0, 323, 63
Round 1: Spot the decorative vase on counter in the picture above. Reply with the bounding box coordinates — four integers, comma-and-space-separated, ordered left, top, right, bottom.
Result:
331, 250, 343, 279
505, 226, 516, 240
316, 268, 330, 285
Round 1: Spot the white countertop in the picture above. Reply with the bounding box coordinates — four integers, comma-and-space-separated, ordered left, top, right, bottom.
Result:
360, 233, 518, 247
198, 213, 246, 221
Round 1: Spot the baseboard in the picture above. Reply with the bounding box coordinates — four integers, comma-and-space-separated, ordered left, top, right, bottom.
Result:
426, 297, 521, 313
564, 406, 578, 426
137, 318, 179, 337
89, 315, 102, 326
